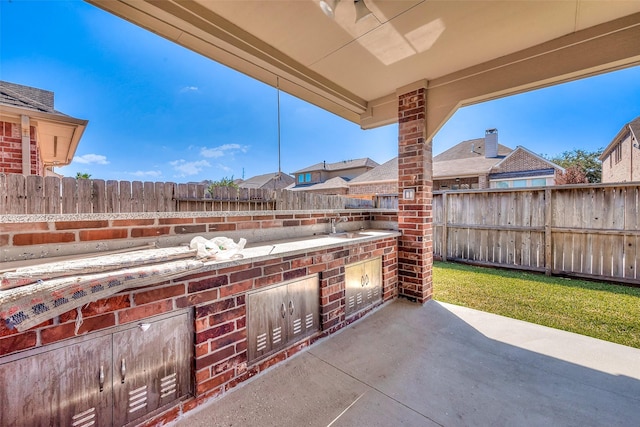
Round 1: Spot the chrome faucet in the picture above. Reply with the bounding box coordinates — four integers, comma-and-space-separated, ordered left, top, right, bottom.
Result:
330, 217, 348, 234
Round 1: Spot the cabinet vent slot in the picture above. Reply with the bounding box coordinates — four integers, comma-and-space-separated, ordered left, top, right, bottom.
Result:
356, 293, 363, 305
348, 296, 355, 309
257, 332, 268, 351
293, 318, 302, 334
71, 407, 95, 427
160, 372, 177, 398
374, 287, 380, 297
128, 385, 148, 413
272, 327, 282, 344
305, 313, 313, 329
367, 289, 372, 299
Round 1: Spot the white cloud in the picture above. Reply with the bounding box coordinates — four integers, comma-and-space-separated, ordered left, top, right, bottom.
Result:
170, 159, 211, 176
216, 163, 232, 173
129, 170, 162, 178
74, 154, 109, 165
200, 143, 249, 159
180, 86, 199, 93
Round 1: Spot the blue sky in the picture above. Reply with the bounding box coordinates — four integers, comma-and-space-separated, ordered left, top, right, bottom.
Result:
1, 1, 639, 183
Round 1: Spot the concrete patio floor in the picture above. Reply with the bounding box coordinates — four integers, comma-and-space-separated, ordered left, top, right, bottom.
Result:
173, 299, 640, 427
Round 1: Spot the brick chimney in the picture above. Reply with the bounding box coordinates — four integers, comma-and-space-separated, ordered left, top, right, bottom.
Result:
485, 128, 498, 158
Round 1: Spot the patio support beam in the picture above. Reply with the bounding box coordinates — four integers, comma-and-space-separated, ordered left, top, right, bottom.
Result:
397, 81, 433, 304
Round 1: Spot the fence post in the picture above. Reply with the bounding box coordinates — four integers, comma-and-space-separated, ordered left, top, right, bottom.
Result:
544, 187, 552, 276
442, 192, 448, 262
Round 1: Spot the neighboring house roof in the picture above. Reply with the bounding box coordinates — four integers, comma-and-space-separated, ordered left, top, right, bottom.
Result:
433, 138, 512, 162
493, 146, 564, 173
599, 115, 640, 160
0, 81, 88, 168
237, 172, 294, 189
349, 157, 397, 184
288, 176, 349, 191
293, 158, 379, 174
347, 139, 563, 185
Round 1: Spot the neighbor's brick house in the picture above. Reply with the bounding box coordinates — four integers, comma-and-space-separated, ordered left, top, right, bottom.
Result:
289, 158, 378, 195
0, 81, 87, 176
349, 129, 564, 201
600, 116, 640, 183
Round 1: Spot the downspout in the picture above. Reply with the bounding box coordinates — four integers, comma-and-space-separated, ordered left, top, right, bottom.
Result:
21, 115, 31, 175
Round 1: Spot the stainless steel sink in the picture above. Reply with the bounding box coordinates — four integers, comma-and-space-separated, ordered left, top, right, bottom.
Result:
329, 232, 367, 239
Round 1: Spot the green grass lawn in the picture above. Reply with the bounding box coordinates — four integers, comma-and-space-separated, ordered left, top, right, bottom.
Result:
433, 261, 640, 349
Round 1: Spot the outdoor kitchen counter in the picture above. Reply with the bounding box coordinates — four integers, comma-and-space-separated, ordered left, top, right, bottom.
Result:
201, 229, 401, 270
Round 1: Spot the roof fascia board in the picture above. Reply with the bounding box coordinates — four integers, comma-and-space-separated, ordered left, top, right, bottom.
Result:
599, 124, 631, 160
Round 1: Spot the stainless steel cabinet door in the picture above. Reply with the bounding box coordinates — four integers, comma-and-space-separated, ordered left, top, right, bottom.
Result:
345, 258, 382, 316
345, 261, 366, 316
364, 258, 382, 306
0, 335, 113, 427
112, 313, 192, 427
287, 275, 320, 341
247, 283, 289, 362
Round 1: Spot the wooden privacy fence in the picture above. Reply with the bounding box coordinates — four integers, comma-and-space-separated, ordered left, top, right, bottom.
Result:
434, 183, 640, 285
0, 173, 373, 214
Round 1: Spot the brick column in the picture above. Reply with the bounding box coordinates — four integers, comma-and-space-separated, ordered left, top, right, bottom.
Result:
397, 86, 433, 304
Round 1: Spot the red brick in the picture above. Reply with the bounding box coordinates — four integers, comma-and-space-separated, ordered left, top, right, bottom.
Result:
196, 370, 234, 395
13, 232, 75, 245
118, 300, 173, 324
219, 280, 253, 298
236, 222, 260, 230
130, 227, 170, 238
195, 322, 235, 344
174, 224, 207, 234
0, 332, 37, 357
189, 275, 228, 293
258, 352, 287, 372
84, 295, 130, 316
112, 219, 155, 226
0, 234, 8, 246
263, 262, 290, 275
210, 223, 236, 232
176, 289, 219, 308
79, 229, 127, 241
195, 345, 236, 370
133, 284, 185, 305
195, 217, 224, 224
230, 267, 262, 283
0, 222, 48, 233
254, 273, 282, 288
209, 329, 246, 352
55, 220, 109, 230
213, 353, 246, 375
158, 217, 194, 225
41, 313, 116, 344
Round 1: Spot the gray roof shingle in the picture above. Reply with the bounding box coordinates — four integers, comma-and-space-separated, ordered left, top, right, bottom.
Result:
293, 158, 379, 174
0, 81, 65, 115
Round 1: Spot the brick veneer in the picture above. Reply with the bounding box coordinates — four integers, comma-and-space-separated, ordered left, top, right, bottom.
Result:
491, 148, 556, 174
0, 210, 398, 426
0, 120, 41, 175
397, 86, 433, 304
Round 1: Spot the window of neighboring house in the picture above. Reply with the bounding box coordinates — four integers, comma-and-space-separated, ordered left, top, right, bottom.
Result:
513, 179, 527, 188
305, 173, 311, 182
531, 178, 547, 186
614, 142, 623, 164
298, 174, 304, 183
494, 181, 509, 188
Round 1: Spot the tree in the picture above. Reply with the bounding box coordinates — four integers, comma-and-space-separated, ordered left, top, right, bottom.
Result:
555, 165, 588, 185
76, 172, 91, 179
547, 148, 603, 183
206, 176, 238, 196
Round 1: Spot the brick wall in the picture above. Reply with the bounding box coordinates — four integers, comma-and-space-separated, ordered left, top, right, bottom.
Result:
491, 148, 554, 174
0, 120, 41, 175
602, 133, 640, 183
1, 212, 375, 261
0, 215, 398, 425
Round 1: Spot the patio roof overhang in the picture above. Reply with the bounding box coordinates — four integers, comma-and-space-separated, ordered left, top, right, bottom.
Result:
86, 1, 640, 141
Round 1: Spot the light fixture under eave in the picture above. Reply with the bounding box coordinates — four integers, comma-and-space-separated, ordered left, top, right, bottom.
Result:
354, 0, 373, 22
320, 0, 340, 18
